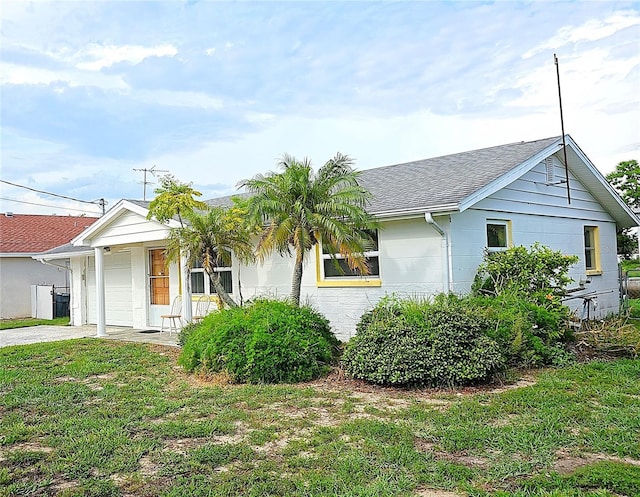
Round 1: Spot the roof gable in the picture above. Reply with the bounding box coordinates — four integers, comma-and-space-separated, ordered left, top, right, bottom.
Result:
0, 213, 98, 254
73, 199, 178, 247
357, 135, 638, 228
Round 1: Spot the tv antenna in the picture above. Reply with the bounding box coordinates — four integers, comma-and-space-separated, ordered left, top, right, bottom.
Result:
554, 54, 571, 204
133, 165, 169, 201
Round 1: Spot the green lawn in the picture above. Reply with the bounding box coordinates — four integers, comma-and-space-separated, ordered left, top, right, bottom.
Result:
1, 340, 639, 497
0, 317, 69, 330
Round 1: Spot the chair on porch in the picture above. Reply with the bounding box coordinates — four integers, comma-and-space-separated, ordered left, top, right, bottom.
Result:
193, 295, 211, 323
160, 295, 182, 336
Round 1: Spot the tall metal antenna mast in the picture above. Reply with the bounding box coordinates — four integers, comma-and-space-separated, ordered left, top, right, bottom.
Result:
554, 53, 571, 204
133, 165, 169, 201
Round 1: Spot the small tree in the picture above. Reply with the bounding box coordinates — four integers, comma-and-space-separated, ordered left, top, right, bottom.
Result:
606, 160, 640, 209
472, 243, 578, 307
165, 205, 255, 308
147, 174, 207, 227
606, 160, 639, 259
240, 153, 378, 306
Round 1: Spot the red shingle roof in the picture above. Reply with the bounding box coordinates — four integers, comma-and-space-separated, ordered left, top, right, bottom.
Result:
0, 213, 98, 254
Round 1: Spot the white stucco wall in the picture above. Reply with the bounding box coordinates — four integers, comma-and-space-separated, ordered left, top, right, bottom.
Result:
235, 217, 446, 340
0, 256, 70, 319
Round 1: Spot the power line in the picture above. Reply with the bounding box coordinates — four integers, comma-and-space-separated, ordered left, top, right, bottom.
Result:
0, 179, 106, 214
0, 196, 102, 214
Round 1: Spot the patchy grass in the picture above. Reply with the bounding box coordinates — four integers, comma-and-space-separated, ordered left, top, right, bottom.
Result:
1, 340, 639, 496
0, 317, 69, 330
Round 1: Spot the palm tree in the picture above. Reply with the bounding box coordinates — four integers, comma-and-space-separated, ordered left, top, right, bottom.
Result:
165, 206, 255, 308
147, 174, 207, 227
240, 153, 378, 306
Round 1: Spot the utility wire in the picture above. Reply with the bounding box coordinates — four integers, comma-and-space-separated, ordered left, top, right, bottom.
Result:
0, 196, 102, 214
0, 179, 106, 214
0, 179, 103, 206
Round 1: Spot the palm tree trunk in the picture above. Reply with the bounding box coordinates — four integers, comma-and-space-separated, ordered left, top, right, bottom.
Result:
209, 271, 238, 308
291, 250, 304, 306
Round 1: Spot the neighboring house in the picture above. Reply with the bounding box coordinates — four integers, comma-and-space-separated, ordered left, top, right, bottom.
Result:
37, 136, 639, 340
0, 213, 98, 319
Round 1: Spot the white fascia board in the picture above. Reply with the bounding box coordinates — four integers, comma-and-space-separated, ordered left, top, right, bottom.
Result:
372, 204, 459, 220
458, 138, 565, 212
0, 252, 36, 258
72, 199, 179, 247
32, 250, 93, 261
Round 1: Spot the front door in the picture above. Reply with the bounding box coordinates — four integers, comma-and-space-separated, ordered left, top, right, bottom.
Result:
148, 249, 170, 327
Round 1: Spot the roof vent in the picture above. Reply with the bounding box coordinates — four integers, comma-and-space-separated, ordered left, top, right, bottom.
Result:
545, 157, 555, 184
5, 212, 14, 218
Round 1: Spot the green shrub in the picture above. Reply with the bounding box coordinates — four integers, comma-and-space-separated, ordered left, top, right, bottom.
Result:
177, 321, 202, 348
342, 295, 505, 387
179, 299, 340, 383
470, 293, 572, 367
472, 242, 578, 308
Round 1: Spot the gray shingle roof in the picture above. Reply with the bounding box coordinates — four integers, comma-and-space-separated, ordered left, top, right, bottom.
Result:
359, 136, 560, 214
134, 137, 563, 218
203, 136, 560, 215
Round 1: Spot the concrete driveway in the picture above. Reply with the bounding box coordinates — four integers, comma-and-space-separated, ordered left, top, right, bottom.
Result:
0, 325, 178, 348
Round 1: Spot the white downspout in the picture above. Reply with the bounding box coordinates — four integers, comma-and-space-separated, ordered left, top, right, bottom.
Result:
425, 213, 453, 293
94, 247, 107, 337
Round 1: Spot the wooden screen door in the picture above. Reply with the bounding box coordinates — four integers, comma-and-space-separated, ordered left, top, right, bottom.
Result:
149, 249, 169, 326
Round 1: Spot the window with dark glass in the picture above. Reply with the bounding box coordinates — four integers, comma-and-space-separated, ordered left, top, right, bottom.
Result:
487, 222, 509, 250
584, 226, 599, 272
190, 256, 233, 294
321, 230, 380, 278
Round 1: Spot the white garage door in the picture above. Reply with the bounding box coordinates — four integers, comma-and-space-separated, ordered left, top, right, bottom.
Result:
87, 251, 133, 326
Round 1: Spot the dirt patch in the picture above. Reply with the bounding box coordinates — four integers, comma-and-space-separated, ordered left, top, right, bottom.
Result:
554, 450, 640, 474
53, 375, 77, 383
304, 368, 538, 402
415, 489, 463, 497
414, 437, 490, 470
138, 455, 160, 476
162, 437, 208, 455
4, 441, 54, 454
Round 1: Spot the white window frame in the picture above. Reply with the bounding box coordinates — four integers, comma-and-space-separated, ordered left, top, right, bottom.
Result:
486, 220, 511, 252
190, 259, 233, 295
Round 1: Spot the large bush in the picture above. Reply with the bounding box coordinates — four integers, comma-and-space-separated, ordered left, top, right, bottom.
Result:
472, 243, 578, 308
342, 295, 505, 387
469, 294, 573, 367
179, 299, 340, 383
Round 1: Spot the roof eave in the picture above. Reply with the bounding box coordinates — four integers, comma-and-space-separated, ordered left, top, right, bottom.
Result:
371, 204, 460, 220
33, 250, 93, 261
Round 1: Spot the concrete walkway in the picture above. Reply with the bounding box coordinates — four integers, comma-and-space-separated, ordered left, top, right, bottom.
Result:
0, 325, 178, 348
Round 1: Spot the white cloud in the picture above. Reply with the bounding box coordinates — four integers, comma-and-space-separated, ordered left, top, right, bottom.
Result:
144, 99, 639, 194
74, 43, 178, 71
0, 62, 129, 90
136, 89, 224, 110
524, 11, 640, 58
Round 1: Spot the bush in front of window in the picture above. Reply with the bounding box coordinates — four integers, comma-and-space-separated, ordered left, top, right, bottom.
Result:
342, 295, 505, 387
472, 242, 578, 308
178, 299, 340, 383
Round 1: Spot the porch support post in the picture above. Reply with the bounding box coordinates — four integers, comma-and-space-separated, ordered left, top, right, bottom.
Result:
94, 247, 107, 337
180, 252, 193, 323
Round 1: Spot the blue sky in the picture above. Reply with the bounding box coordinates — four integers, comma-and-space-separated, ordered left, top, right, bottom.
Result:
1, 1, 638, 216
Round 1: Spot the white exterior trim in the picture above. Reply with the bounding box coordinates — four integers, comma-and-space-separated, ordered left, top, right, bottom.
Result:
94, 247, 106, 337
